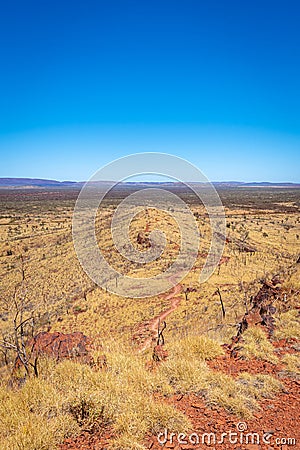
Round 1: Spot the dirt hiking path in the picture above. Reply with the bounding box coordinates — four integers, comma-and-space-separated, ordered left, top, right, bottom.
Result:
136, 278, 183, 353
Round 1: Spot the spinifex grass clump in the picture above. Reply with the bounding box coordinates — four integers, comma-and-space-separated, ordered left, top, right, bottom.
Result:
156, 335, 282, 418
281, 353, 300, 375
0, 333, 284, 449
274, 309, 300, 340
238, 326, 279, 363
0, 345, 189, 450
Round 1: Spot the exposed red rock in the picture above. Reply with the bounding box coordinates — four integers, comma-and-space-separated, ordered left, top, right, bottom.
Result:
26, 331, 94, 365
59, 281, 300, 450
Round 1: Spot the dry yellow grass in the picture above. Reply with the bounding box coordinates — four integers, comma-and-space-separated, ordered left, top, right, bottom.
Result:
1, 196, 299, 351
0, 347, 190, 450
281, 353, 300, 375
0, 341, 284, 449
167, 335, 225, 360
274, 309, 300, 340
238, 327, 279, 363
0, 188, 299, 448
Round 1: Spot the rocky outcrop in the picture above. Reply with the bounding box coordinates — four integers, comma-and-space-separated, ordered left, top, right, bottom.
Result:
229, 277, 281, 357
27, 331, 94, 364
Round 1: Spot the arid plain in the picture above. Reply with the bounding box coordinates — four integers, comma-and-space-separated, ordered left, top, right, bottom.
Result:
0, 186, 299, 449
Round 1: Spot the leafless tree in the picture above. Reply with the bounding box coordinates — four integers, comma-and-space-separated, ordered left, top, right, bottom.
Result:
157, 320, 166, 346
0, 255, 38, 378
214, 287, 226, 319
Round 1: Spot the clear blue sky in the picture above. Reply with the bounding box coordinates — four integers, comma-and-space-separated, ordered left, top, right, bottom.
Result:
0, 0, 299, 182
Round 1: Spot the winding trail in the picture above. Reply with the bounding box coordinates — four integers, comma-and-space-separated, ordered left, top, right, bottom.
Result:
136, 277, 183, 353
134, 255, 230, 353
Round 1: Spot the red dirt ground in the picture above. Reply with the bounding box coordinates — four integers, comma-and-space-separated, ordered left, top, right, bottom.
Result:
59, 356, 300, 450
59, 278, 300, 450
145, 377, 300, 450
59, 341, 300, 450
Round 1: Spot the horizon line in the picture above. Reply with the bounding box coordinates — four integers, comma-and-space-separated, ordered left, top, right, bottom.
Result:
0, 177, 300, 185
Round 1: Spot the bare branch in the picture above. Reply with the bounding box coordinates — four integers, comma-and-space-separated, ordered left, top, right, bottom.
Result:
215, 288, 226, 319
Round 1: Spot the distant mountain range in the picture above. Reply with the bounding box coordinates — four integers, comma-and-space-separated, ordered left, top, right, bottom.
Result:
0, 178, 299, 188
0, 178, 81, 187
